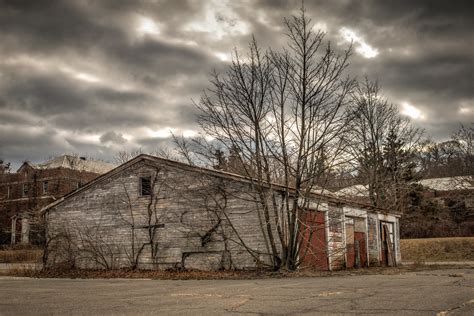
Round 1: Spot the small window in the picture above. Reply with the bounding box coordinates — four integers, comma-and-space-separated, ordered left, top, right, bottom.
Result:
76, 182, 81, 189
140, 176, 151, 196
22, 183, 29, 197
7, 186, 11, 199
43, 181, 48, 194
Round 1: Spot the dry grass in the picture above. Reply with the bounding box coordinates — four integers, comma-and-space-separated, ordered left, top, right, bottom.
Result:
0, 248, 43, 263
0, 267, 405, 279
401, 237, 474, 262
1, 265, 464, 279
1, 238, 472, 278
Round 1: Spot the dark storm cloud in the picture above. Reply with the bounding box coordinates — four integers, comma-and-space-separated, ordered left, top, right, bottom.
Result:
0, 124, 63, 168
106, 39, 215, 88
100, 131, 127, 145
295, 0, 474, 132
0, 65, 158, 129
375, 52, 472, 99
0, 0, 123, 54
0, 0, 472, 169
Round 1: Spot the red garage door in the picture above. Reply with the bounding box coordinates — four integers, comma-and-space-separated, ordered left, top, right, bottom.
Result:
299, 210, 328, 270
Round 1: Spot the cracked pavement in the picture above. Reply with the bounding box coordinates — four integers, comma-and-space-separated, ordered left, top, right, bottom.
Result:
0, 268, 473, 315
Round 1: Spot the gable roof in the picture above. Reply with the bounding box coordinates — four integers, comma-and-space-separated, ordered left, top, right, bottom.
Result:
41, 154, 399, 215
17, 161, 36, 174
16, 155, 115, 174
36, 155, 115, 174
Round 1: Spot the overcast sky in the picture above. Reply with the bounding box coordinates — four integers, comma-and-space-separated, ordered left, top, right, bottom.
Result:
0, 0, 473, 169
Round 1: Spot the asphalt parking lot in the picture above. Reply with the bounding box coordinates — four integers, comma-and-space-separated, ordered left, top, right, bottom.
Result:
0, 268, 473, 315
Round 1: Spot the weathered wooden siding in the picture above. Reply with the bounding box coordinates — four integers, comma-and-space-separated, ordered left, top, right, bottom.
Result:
45, 156, 402, 271
327, 204, 345, 269
46, 160, 280, 270
367, 213, 380, 265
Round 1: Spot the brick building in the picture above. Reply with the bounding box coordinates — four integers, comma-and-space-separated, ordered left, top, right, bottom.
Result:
0, 155, 115, 245
42, 154, 401, 271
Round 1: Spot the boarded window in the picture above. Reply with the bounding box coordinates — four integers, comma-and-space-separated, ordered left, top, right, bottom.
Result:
22, 183, 29, 197
140, 176, 151, 196
345, 217, 355, 245
43, 181, 48, 194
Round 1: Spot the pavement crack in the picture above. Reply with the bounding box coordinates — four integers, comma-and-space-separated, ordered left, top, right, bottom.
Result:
436, 298, 474, 315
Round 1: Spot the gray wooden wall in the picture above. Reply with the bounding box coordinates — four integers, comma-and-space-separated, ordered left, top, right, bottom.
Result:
46, 160, 281, 270
45, 158, 398, 270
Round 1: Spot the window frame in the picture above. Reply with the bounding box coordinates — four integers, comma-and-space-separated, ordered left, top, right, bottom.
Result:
139, 176, 152, 196
22, 183, 29, 198
43, 181, 49, 194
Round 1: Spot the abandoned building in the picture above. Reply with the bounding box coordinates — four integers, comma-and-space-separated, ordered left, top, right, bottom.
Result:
0, 155, 115, 245
42, 154, 401, 271
336, 176, 474, 236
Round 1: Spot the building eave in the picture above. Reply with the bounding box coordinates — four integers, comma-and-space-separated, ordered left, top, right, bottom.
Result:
40, 154, 399, 216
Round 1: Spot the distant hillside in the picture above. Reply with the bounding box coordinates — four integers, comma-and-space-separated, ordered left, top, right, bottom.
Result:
336, 176, 473, 198
335, 176, 474, 238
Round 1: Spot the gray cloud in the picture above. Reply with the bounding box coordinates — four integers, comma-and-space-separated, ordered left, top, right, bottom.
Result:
100, 131, 127, 145
0, 0, 472, 169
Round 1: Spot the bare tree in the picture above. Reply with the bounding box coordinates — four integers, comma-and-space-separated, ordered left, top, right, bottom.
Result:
195, 7, 354, 270
113, 167, 166, 269
451, 123, 474, 175
418, 123, 472, 179
114, 149, 145, 164
74, 219, 122, 270
115, 148, 176, 164
45, 166, 168, 270
345, 78, 424, 212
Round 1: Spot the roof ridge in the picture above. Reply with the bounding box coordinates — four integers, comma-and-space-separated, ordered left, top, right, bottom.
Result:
41, 154, 397, 215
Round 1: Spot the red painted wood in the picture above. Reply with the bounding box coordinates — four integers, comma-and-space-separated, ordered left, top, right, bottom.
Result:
346, 244, 355, 268
354, 231, 367, 267
299, 210, 328, 270
346, 229, 366, 268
